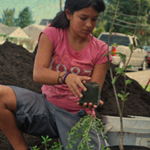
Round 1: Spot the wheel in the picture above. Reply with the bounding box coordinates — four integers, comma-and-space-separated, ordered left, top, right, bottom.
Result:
142, 59, 147, 71
119, 61, 124, 68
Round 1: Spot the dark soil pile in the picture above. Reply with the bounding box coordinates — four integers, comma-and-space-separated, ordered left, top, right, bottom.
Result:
0, 41, 42, 93
0, 41, 57, 150
96, 65, 150, 118
0, 41, 150, 149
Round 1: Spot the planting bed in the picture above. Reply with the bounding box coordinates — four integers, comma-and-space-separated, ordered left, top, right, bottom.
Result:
0, 41, 150, 149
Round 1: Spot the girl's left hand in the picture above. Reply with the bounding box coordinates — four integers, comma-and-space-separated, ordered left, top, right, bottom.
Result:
77, 100, 104, 109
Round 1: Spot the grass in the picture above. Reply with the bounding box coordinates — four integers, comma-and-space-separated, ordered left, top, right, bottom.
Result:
142, 85, 150, 92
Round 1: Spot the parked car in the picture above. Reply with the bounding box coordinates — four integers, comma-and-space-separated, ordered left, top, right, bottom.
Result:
145, 46, 150, 66
98, 32, 148, 70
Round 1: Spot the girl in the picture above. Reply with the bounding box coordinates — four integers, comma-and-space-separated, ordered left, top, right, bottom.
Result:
0, 0, 112, 149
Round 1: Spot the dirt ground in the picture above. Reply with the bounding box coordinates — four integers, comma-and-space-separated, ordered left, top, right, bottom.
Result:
0, 41, 150, 149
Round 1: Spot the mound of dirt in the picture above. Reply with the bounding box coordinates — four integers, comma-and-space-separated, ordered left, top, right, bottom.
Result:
0, 41, 42, 93
0, 41, 150, 149
96, 66, 150, 118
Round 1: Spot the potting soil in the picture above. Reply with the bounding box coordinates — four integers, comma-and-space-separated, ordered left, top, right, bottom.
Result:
0, 41, 150, 149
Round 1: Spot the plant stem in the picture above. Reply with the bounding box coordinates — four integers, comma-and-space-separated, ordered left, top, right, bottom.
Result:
77, 115, 93, 150
109, 67, 124, 150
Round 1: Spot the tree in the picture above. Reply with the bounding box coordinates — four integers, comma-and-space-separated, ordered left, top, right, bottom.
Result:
17, 7, 35, 28
102, 0, 150, 45
104, 0, 150, 34
1, 8, 15, 26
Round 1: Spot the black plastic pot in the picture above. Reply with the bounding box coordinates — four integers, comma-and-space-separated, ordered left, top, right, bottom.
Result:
78, 81, 100, 106
105, 145, 150, 150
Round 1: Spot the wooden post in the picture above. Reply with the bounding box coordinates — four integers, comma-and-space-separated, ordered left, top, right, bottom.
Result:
60, 0, 62, 11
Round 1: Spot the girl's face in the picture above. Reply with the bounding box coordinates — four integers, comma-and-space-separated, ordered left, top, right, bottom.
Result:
66, 6, 99, 39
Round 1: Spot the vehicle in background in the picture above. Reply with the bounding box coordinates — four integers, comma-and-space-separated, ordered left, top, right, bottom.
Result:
145, 46, 150, 66
98, 32, 148, 70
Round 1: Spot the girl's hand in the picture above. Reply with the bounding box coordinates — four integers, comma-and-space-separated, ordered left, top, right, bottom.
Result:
77, 100, 104, 109
65, 73, 91, 98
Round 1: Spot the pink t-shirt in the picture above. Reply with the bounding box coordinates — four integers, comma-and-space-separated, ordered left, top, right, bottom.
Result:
38, 27, 112, 115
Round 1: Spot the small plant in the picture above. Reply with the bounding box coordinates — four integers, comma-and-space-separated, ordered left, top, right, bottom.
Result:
66, 113, 108, 150
32, 135, 63, 150
103, 0, 144, 149
32, 113, 109, 150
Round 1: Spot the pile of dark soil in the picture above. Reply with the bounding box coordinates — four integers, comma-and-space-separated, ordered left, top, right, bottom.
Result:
96, 65, 150, 118
0, 41, 42, 93
0, 41, 150, 149
0, 41, 56, 150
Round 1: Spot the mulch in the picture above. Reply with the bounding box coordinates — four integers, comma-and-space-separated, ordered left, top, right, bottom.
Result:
0, 41, 150, 149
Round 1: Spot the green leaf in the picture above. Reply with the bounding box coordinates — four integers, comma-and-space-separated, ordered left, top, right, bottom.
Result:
41, 136, 45, 141
124, 98, 127, 101
90, 144, 95, 148
115, 68, 124, 74
110, 52, 118, 56
117, 93, 123, 99
125, 92, 130, 97
112, 76, 116, 84
46, 135, 49, 139
127, 65, 132, 69
113, 43, 118, 47
129, 44, 133, 51
126, 79, 132, 85
118, 53, 126, 61
121, 91, 124, 94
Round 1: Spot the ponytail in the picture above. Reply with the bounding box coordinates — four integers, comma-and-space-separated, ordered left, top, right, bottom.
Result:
50, 11, 69, 29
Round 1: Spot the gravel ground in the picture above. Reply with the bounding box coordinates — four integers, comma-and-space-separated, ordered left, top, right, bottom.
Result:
125, 69, 150, 85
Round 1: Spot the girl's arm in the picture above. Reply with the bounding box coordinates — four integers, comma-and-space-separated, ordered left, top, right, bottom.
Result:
33, 33, 59, 85
80, 62, 109, 109
90, 62, 109, 89
33, 33, 91, 95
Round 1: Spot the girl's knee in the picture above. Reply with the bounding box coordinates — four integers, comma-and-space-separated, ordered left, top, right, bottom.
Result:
0, 85, 11, 97
0, 85, 17, 111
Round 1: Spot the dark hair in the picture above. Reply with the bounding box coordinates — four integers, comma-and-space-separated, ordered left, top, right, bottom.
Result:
50, 0, 105, 28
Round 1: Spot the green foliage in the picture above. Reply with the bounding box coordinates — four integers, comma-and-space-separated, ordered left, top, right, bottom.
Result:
118, 53, 126, 61
66, 114, 106, 150
112, 41, 133, 102
113, 43, 118, 47
126, 79, 132, 85
115, 67, 125, 76
112, 76, 117, 84
103, 0, 150, 45
17, 7, 35, 28
32, 145, 40, 150
104, 0, 150, 32
93, 26, 105, 38
129, 44, 133, 51
50, 142, 63, 150
41, 135, 52, 148
0, 6, 35, 28
32, 136, 63, 150
1, 8, 16, 26
117, 91, 130, 101
32, 114, 107, 150
142, 85, 150, 92
126, 65, 132, 69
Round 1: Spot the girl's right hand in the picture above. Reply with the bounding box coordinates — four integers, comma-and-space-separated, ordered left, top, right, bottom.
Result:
65, 73, 91, 98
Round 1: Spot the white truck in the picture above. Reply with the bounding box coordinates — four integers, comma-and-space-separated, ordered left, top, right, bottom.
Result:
98, 32, 148, 70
